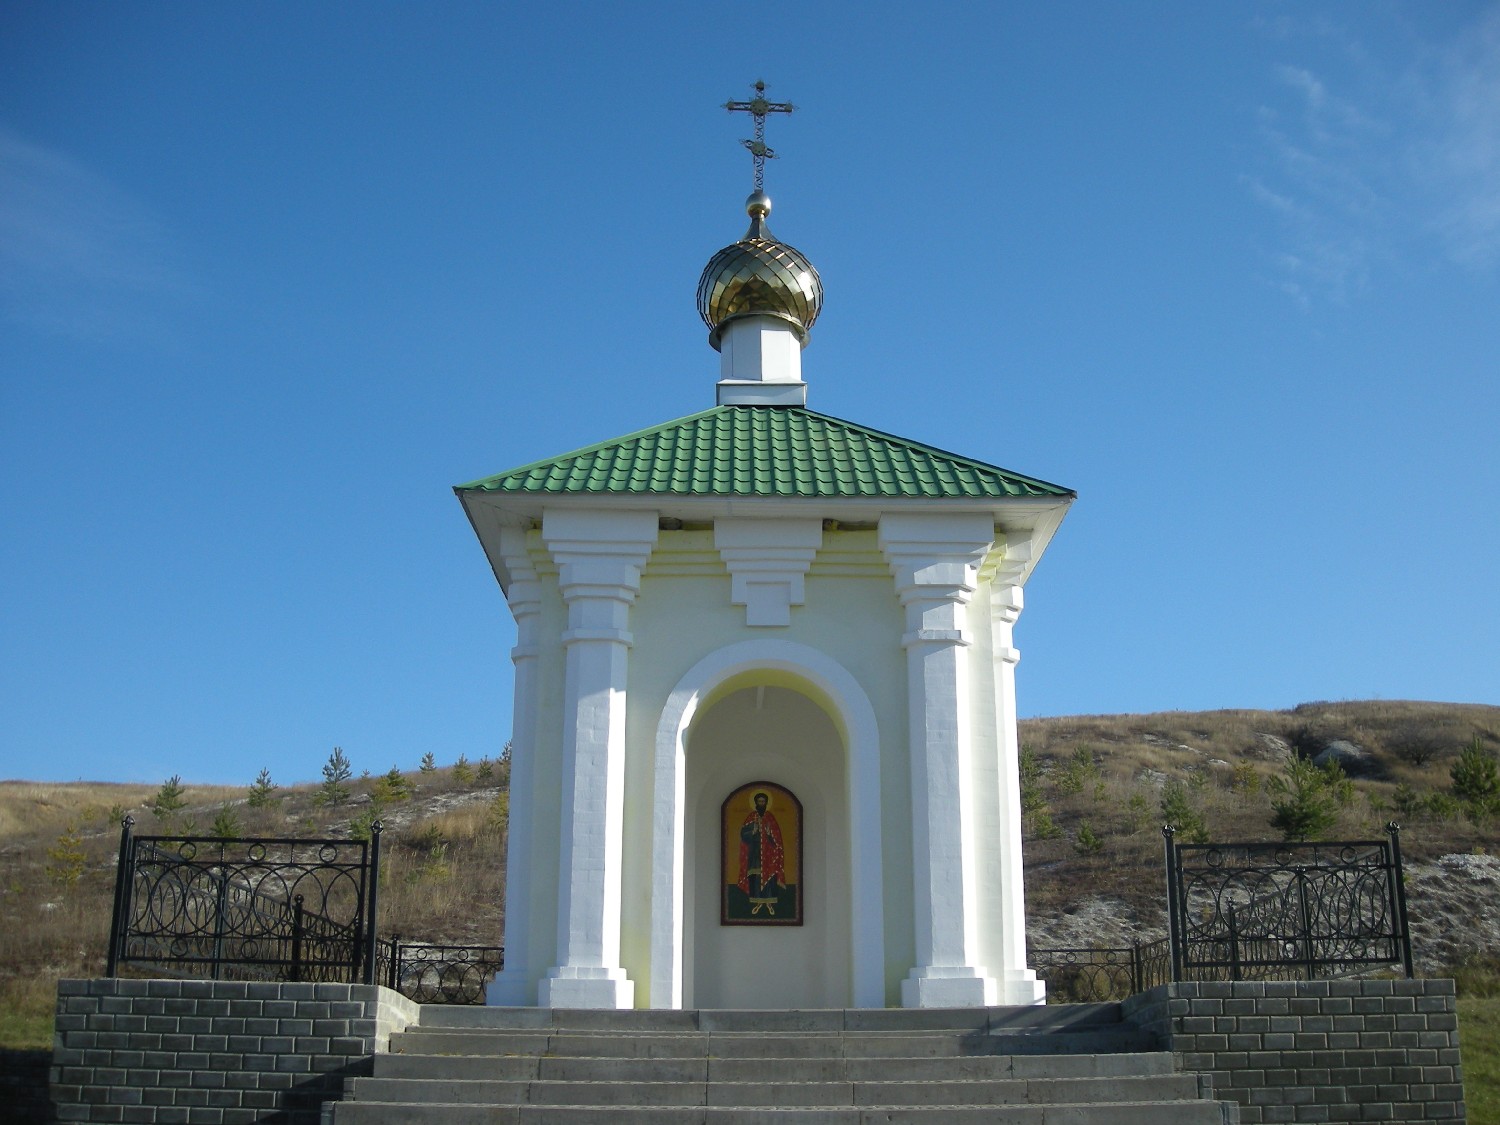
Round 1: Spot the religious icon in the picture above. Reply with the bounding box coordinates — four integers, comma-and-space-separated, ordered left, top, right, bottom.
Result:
721, 781, 802, 926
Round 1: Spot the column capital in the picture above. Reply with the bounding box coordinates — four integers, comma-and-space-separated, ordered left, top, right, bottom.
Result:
878, 513, 995, 596
542, 509, 659, 595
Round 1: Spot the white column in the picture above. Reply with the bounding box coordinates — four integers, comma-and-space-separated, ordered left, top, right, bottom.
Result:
987, 550, 1046, 1005
487, 528, 543, 1005
538, 509, 658, 1009
880, 512, 998, 1008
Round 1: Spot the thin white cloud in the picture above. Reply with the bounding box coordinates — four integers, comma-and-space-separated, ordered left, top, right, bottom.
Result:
1420, 7, 1500, 266
1247, 64, 1386, 304
0, 126, 192, 343
1246, 6, 1500, 302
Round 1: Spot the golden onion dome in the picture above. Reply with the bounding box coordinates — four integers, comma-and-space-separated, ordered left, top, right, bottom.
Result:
696, 192, 822, 351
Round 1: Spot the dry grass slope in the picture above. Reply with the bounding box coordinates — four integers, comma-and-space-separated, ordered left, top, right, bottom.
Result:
1, 701, 1496, 1113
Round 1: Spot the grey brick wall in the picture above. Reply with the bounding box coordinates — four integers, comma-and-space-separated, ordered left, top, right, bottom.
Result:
50, 979, 418, 1125
1123, 978, 1466, 1124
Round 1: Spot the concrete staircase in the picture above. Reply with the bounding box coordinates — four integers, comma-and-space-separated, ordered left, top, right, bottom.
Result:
330, 1004, 1239, 1124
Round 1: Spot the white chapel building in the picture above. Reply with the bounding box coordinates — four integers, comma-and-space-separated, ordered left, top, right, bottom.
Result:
456, 137, 1074, 1010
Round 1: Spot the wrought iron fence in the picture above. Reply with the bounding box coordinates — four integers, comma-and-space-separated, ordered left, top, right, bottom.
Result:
378, 937, 504, 1004
1030, 939, 1170, 1002
1165, 823, 1413, 983
106, 817, 382, 984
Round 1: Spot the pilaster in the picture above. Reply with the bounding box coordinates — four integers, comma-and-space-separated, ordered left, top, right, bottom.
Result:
538, 508, 658, 1009
985, 533, 1045, 1004
486, 528, 542, 1005
879, 512, 998, 1008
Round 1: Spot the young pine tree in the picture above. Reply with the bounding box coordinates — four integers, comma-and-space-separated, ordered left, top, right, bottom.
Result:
47, 824, 88, 888
1268, 756, 1340, 842
1160, 780, 1209, 843
372, 766, 410, 806
316, 747, 353, 808
246, 767, 280, 809
419, 751, 437, 775
452, 754, 474, 785
1073, 821, 1104, 856
210, 804, 242, 840
1451, 736, 1500, 823
152, 775, 187, 821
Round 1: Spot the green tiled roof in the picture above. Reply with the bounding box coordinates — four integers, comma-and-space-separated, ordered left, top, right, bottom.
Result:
455, 406, 1073, 501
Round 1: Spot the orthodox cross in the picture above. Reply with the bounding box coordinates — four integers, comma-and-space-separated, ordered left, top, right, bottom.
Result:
724, 80, 794, 193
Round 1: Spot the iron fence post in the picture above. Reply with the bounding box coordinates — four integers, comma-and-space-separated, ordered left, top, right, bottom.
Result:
1295, 865, 1316, 981
1228, 905, 1242, 981
363, 822, 383, 986
387, 934, 400, 991
1130, 941, 1143, 994
1386, 822, 1415, 978
211, 860, 230, 981
105, 816, 135, 977
290, 895, 304, 983
1163, 826, 1183, 982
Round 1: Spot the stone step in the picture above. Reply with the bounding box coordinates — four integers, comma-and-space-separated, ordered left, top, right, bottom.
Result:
348, 1073, 1204, 1107
331, 1100, 1237, 1124
986, 1028, 1158, 1055
415, 1003, 1127, 1034
334, 1004, 1237, 1125
389, 1027, 1148, 1060
372, 1049, 1180, 1083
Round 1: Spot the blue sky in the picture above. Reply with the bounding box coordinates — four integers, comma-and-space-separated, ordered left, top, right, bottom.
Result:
3, 2, 1497, 787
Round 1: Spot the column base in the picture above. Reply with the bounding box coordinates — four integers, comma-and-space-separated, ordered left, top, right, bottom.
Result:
993, 968, 1047, 1006
485, 967, 534, 1007
538, 966, 636, 1009
900, 967, 997, 1008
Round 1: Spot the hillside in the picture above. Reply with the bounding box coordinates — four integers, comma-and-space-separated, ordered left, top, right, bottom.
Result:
1, 699, 1497, 1047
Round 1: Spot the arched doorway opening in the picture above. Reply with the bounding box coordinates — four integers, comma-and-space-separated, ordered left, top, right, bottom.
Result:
685, 684, 848, 1008
648, 639, 885, 1010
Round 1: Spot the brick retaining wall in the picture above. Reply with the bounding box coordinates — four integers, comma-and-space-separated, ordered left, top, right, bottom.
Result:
1124, 978, 1466, 1123
50, 979, 418, 1124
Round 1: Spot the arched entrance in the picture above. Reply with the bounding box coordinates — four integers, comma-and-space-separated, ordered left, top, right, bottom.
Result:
648, 639, 885, 1009
686, 684, 847, 1008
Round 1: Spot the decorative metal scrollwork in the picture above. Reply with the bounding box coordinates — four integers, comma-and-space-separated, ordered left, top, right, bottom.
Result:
106, 817, 382, 985
377, 938, 504, 1004
1165, 824, 1413, 983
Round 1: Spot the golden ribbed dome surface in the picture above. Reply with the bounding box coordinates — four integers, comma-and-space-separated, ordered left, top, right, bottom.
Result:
696, 193, 822, 348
